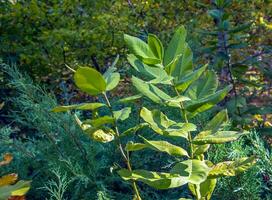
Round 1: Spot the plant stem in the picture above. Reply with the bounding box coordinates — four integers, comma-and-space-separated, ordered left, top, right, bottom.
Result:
172, 85, 194, 159
102, 92, 141, 200
172, 84, 199, 199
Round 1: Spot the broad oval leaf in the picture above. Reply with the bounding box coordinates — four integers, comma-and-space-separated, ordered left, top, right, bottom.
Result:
208, 156, 256, 178
192, 130, 247, 145
132, 76, 171, 104
171, 159, 211, 185
52, 102, 106, 112
175, 64, 207, 92
185, 85, 232, 118
74, 67, 106, 95
186, 70, 218, 100
124, 34, 160, 65
118, 169, 188, 190
140, 136, 189, 157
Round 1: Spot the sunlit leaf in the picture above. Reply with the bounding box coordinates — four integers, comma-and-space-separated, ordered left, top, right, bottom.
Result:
139, 136, 188, 157
148, 34, 164, 60
124, 34, 160, 65
84, 116, 115, 128
113, 107, 131, 121
85, 128, 115, 143
208, 156, 256, 178
74, 67, 106, 95
118, 169, 188, 189
192, 130, 247, 145
171, 159, 211, 184
52, 102, 106, 112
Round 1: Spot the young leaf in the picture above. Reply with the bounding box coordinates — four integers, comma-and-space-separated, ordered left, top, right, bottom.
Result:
113, 107, 131, 121
104, 72, 120, 91
171, 159, 211, 185
148, 34, 164, 60
164, 26, 187, 67
140, 136, 189, 157
175, 64, 207, 92
74, 67, 106, 95
52, 102, 106, 112
208, 156, 256, 178
118, 169, 188, 190
124, 34, 160, 65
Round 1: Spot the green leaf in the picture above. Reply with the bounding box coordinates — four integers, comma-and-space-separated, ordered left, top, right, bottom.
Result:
164, 26, 187, 67
140, 136, 189, 157
104, 72, 120, 91
204, 109, 228, 132
118, 169, 188, 189
0, 180, 31, 200
52, 102, 106, 112
208, 156, 256, 178
165, 96, 191, 108
127, 54, 171, 84
193, 109, 229, 156
121, 123, 148, 137
132, 76, 171, 104
185, 85, 232, 117
171, 159, 211, 185
188, 178, 217, 200
192, 130, 247, 145
117, 94, 143, 103
74, 67, 106, 95
175, 64, 207, 92
140, 107, 195, 138
124, 34, 160, 65
186, 70, 218, 100
140, 107, 175, 131
148, 34, 164, 60
125, 142, 147, 151
84, 116, 115, 128
113, 107, 131, 121
85, 127, 115, 143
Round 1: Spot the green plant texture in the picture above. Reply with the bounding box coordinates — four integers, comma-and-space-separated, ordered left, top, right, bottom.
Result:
53, 26, 256, 200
